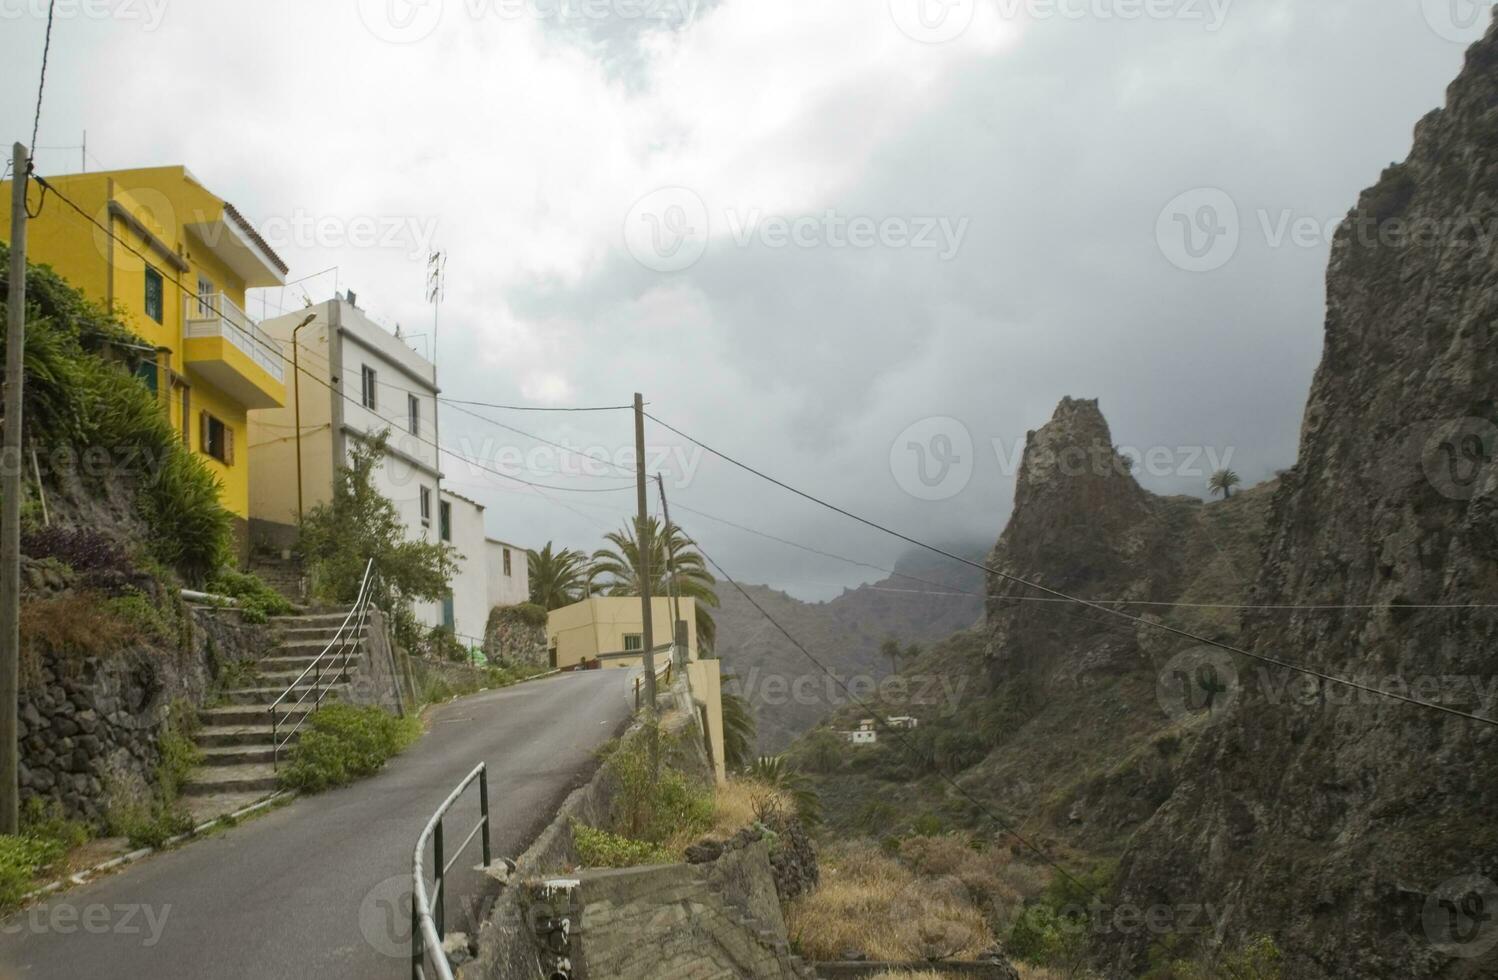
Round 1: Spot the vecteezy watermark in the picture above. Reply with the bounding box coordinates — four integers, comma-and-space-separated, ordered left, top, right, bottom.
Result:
1419, 417, 1496, 501
1013, 897, 1231, 940
1157, 187, 1498, 272
1157, 647, 1240, 726
624, 187, 711, 273
257, 210, 440, 262
887, 0, 1232, 43
1424, 873, 1498, 958
624, 188, 970, 272
0, 901, 172, 945
0, 0, 168, 29
436, 435, 705, 489
1421, 0, 1493, 43
891, 417, 975, 501
729, 668, 968, 710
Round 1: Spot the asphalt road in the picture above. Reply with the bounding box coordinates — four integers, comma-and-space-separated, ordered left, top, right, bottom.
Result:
0, 669, 636, 980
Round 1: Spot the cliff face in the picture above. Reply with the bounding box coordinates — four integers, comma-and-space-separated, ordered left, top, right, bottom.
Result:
1110, 22, 1498, 978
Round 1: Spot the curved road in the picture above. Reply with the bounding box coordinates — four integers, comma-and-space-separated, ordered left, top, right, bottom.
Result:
0, 669, 635, 980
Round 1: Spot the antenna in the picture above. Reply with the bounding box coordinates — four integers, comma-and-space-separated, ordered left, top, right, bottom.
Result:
426, 249, 446, 362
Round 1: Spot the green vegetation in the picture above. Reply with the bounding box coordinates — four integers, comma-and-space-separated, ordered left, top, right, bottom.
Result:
607, 724, 714, 843
591, 515, 720, 650
1208, 468, 1242, 499
0, 834, 69, 908
106, 704, 201, 850
279, 704, 422, 793
719, 675, 756, 769
206, 568, 294, 623
1006, 860, 1117, 970
527, 542, 591, 610
299, 433, 457, 655
1144, 935, 1283, 980
1, 242, 234, 583
571, 822, 672, 868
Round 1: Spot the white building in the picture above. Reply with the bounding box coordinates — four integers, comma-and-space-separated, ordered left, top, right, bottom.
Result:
248, 295, 528, 645
486, 538, 528, 608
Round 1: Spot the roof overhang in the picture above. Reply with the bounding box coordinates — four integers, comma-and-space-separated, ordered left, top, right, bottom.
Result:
185, 203, 288, 287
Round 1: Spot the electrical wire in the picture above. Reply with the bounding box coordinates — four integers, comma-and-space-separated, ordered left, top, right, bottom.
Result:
28, 0, 56, 168
647, 411, 1498, 729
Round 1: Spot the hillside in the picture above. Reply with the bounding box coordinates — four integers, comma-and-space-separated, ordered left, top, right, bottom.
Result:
790, 400, 1277, 850
714, 547, 985, 752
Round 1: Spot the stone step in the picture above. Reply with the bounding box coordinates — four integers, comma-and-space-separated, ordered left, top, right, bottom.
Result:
217, 685, 347, 707
238, 668, 353, 687
182, 763, 280, 796
274, 637, 369, 654
269, 610, 357, 627
254, 655, 331, 673
197, 744, 277, 766
194, 724, 300, 748
200, 704, 313, 727
273, 623, 370, 640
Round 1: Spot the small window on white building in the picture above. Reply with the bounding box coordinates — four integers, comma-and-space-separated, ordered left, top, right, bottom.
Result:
503, 548, 512, 576
439, 500, 452, 542
408, 393, 420, 434
361, 365, 378, 409
419, 486, 432, 527
623, 634, 643, 652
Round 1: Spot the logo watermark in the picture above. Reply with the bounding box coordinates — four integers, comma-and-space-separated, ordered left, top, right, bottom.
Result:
1419, 417, 1496, 501
1421, 0, 1492, 43
1424, 874, 1498, 958
624, 187, 710, 273
1157, 647, 1240, 725
891, 417, 975, 501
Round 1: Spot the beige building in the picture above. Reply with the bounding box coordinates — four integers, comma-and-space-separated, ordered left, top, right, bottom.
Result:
546, 596, 699, 671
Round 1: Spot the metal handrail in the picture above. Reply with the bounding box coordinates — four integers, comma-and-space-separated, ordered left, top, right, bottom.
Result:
412, 763, 492, 980
269, 558, 378, 768
633, 653, 674, 709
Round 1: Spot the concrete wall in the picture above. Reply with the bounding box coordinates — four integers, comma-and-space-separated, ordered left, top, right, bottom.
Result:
547, 596, 698, 669
422, 491, 490, 645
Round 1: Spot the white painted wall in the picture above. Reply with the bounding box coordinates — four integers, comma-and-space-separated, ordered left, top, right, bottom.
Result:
485, 539, 529, 608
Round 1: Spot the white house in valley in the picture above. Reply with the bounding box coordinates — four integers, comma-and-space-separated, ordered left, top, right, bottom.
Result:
248, 295, 529, 645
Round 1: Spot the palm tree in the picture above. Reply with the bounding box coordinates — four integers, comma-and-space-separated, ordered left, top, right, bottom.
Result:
1209, 469, 1242, 499
719, 676, 756, 769
527, 542, 589, 610
591, 516, 720, 651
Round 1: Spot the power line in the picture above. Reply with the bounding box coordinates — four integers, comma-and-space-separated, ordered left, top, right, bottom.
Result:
28, 0, 57, 170
647, 411, 1498, 729
442, 397, 635, 413
686, 532, 1101, 897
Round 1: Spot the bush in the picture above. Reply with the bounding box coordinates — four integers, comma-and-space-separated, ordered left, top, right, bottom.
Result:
0, 835, 68, 907
280, 704, 421, 793
207, 568, 294, 624
571, 822, 671, 868
605, 725, 714, 844
496, 602, 548, 629
20, 526, 130, 578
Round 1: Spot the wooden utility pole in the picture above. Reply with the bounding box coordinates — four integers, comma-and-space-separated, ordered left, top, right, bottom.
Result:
1, 144, 30, 834
634, 393, 657, 716
656, 474, 684, 666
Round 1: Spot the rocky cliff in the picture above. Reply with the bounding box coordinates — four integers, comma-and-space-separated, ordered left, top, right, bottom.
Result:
1108, 20, 1498, 979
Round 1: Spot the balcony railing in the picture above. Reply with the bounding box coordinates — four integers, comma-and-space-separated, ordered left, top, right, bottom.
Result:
185, 292, 286, 383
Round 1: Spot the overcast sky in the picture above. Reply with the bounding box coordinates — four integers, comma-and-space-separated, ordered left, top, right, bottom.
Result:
0, 0, 1486, 600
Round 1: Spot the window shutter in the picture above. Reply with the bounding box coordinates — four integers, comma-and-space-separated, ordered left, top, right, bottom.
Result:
225, 424, 235, 466
199, 411, 209, 453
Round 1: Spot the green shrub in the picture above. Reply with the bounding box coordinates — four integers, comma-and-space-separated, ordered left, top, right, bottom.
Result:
207, 568, 294, 624
103, 590, 173, 643
142, 450, 232, 583
0, 835, 68, 907
280, 704, 421, 793
571, 822, 671, 868
500, 602, 548, 629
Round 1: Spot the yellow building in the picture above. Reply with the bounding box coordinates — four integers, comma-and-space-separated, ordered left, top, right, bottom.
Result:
547, 596, 700, 671
0, 166, 290, 555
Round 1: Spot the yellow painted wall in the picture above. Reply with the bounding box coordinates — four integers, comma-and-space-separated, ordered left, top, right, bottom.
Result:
687, 658, 726, 783
0, 168, 285, 521
547, 596, 699, 671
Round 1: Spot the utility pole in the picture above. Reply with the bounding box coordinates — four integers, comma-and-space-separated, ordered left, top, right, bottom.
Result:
1, 144, 31, 834
656, 474, 684, 667
634, 394, 658, 759
291, 311, 317, 525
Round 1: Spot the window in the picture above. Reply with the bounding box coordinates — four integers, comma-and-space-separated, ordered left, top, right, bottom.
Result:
361, 365, 378, 409
503, 548, 512, 577
419, 486, 432, 527
197, 276, 214, 317
623, 634, 643, 652
199, 412, 233, 465
441, 594, 455, 630
144, 267, 164, 324
439, 500, 452, 542
408, 394, 420, 434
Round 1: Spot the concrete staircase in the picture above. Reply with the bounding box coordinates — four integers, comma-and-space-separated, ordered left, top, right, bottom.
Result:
185, 608, 367, 799
247, 554, 307, 606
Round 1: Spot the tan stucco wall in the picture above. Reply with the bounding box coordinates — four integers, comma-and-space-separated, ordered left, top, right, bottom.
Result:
687, 658, 726, 783
547, 596, 698, 671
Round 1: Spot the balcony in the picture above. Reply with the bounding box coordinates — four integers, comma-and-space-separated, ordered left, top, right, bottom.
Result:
184, 293, 287, 409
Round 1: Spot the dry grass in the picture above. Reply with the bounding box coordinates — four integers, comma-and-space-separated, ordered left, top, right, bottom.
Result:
868, 973, 1065, 980
662, 777, 792, 854
786, 839, 994, 962
19, 592, 138, 681
897, 833, 1051, 934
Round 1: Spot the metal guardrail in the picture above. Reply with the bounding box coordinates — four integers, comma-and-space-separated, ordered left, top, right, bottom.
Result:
412, 762, 492, 980
632, 653, 674, 710
185, 291, 287, 382
269, 558, 378, 768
